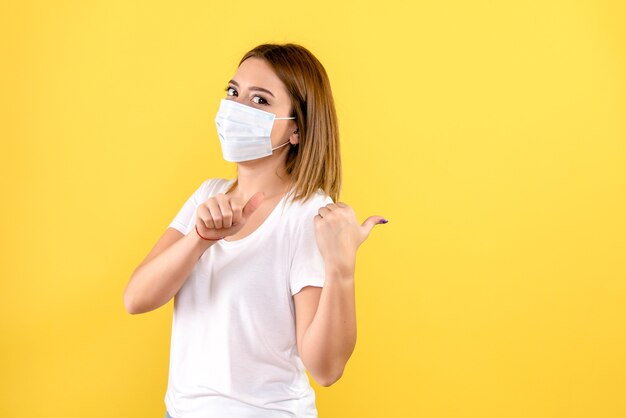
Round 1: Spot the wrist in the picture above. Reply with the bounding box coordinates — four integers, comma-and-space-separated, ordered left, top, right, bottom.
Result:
325, 259, 356, 281
188, 226, 219, 249
194, 225, 223, 242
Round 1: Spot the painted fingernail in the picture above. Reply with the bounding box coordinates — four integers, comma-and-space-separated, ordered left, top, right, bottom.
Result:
378, 218, 389, 224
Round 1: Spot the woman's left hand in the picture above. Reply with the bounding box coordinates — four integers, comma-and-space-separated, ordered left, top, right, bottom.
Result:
314, 202, 387, 277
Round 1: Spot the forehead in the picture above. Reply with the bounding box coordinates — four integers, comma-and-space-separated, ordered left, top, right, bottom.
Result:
233, 57, 287, 96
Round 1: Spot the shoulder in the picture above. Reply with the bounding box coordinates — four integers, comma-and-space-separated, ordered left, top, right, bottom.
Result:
284, 189, 334, 220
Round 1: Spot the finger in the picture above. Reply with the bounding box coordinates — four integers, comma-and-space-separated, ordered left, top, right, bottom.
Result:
336, 202, 348, 208
318, 206, 331, 217
361, 215, 388, 237
242, 191, 265, 220
216, 194, 233, 228
197, 204, 215, 229
230, 197, 243, 226
206, 198, 223, 229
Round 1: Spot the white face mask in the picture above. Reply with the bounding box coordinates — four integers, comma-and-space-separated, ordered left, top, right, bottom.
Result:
214, 98, 296, 162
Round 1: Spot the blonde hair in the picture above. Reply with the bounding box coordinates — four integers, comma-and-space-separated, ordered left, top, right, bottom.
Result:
224, 43, 342, 204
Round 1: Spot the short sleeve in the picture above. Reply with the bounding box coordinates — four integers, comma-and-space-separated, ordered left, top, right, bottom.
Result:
289, 194, 334, 296
168, 178, 216, 235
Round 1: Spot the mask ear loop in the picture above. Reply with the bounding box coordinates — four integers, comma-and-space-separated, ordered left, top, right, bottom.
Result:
272, 115, 297, 150
271, 125, 298, 151
271, 140, 292, 151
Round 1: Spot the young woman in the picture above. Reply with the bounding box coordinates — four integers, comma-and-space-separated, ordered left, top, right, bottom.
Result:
124, 43, 387, 418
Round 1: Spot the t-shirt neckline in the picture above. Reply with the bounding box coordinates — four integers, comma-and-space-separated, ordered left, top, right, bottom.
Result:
217, 178, 287, 248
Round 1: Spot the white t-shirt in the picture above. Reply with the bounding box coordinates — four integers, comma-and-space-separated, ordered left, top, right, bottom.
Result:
164, 177, 333, 418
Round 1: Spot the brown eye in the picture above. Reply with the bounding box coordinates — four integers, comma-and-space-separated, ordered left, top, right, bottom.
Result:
225, 86, 237, 96
252, 95, 269, 105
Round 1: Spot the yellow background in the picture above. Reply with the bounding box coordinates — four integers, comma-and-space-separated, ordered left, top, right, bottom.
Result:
1, 0, 625, 417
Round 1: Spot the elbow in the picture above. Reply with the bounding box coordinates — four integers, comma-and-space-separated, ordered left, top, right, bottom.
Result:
124, 284, 166, 315
125, 304, 139, 315
304, 350, 354, 387
312, 367, 344, 387
123, 286, 142, 315
124, 293, 138, 315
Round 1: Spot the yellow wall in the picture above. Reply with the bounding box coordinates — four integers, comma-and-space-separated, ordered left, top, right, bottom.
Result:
1, 1, 625, 417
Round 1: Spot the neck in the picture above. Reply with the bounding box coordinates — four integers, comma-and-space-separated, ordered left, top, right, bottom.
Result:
232, 153, 292, 202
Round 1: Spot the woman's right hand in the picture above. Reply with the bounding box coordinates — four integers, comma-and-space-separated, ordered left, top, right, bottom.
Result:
195, 191, 265, 241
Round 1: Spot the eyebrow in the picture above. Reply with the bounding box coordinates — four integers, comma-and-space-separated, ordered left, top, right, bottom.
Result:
228, 79, 275, 98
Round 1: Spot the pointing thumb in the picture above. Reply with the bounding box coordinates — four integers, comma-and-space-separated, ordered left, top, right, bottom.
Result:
361, 216, 388, 237
242, 191, 265, 220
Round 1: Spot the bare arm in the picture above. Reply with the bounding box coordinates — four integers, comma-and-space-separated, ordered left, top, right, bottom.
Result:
294, 201, 385, 386
295, 270, 356, 387
124, 189, 266, 314
123, 227, 217, 314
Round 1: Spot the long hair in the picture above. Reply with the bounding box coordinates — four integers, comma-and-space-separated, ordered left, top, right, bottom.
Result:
223, 43, 342, 204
